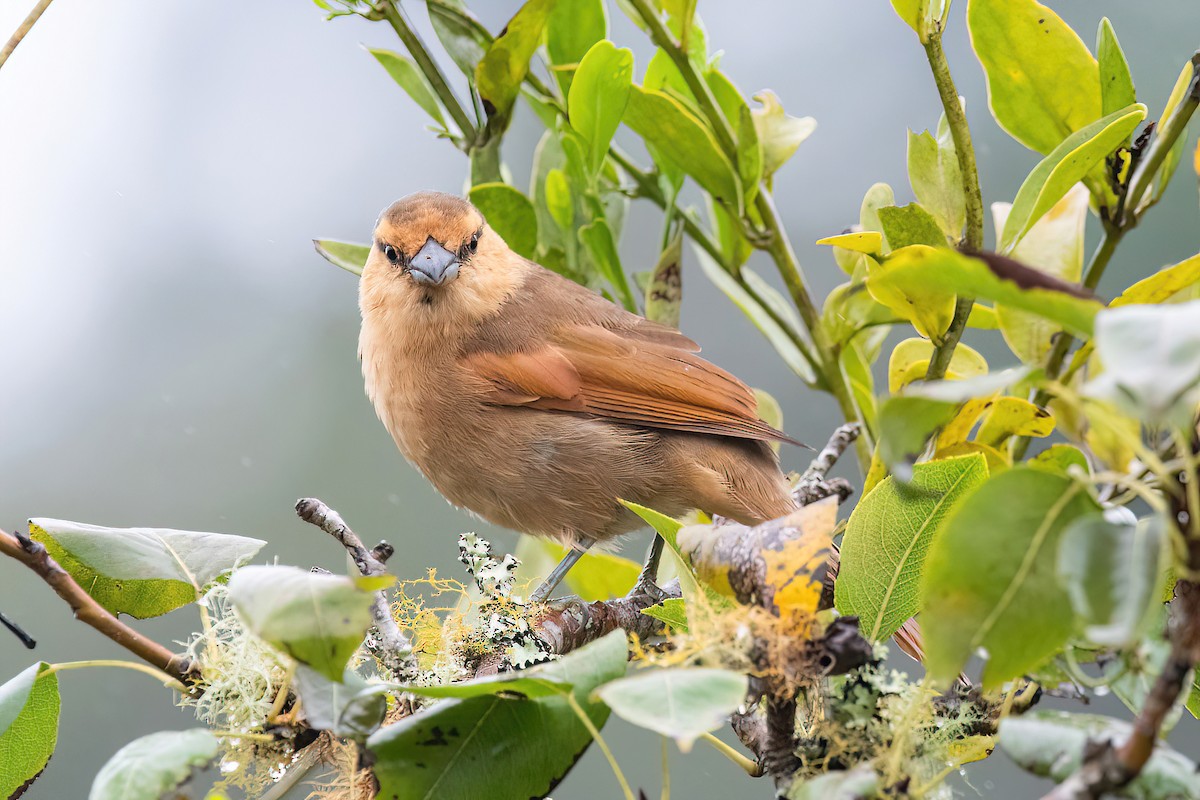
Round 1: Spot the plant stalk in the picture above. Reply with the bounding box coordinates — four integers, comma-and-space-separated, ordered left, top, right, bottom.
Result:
0, 0, 54, 72
376, 0, 477, 144
921, 30, 984, 381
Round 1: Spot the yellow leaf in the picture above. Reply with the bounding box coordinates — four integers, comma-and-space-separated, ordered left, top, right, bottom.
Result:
936, 396, 996, 449
888, 338, 988, 394
934, 441, 1011, 473
867, 257, 957, 340
816, 231, 883, 254
975, 397, 1055, 447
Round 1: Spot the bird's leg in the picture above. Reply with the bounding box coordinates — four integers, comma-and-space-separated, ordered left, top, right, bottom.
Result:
529, 537, 594, 602
629, 533, 668, 602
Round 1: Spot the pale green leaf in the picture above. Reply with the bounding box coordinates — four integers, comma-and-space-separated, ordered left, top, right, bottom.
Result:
836, 454, 988, 641
90, 730, 218, 800
1000, 104, 1146, 253
1057, 513, 1169, 648
293, 666, 386, 738
877, 203, 947, 249
993, 184, 1088, 363
545, 0, 607, 96
642, 598, 688, 632
751, 90, 816, 178
922, 468, 1100, 688
907, 117, 966, 238
427, 0, 491, 77
1085, 299, 1200, 428
874, 396, 959, 479
0, 662, 59, 799
313, 239, 370, 276
1000, 711, 1200, 799
227, 565, 383, 681
595, 668, 748, 749
367, 48, 447, 128
579, 218, 637, 312
29, 518, 265, 619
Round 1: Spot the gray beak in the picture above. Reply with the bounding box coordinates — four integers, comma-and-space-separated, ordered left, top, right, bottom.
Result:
410, 237, 460, 286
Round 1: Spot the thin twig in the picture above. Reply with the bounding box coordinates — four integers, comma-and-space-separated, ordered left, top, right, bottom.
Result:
295, 498, 416, 679
0, 527, 196, 686
921, 30, 983, 382
1, 609, 36, 648
0, 0, 55, 72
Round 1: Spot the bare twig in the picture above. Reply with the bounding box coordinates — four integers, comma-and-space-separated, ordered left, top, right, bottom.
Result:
0, 609, 36, 648
0, 527, 195, 686
0, 0, 54, 72
295, 498, 416, 679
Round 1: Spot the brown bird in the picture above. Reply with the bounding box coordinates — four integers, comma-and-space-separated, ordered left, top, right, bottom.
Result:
358, 191, 799, 599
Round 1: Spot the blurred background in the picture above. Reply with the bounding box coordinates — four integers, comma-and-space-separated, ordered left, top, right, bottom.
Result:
1, 1, 1198, 797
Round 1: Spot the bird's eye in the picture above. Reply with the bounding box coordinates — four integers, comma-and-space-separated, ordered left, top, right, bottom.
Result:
469, 233, 479, 252
383, 244, 399, 263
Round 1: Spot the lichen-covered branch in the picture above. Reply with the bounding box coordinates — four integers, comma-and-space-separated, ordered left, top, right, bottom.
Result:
295, 497, 416, 679
535, 578, 682, 657
0, 527, 195, 686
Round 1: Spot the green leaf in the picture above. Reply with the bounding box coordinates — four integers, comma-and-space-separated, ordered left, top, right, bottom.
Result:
624, 84, 741, 205
29, 518, 265, 619
468, 182, 538, 259
544, 168, 574, 233
293, 666, 387, 738
545, 0, 606, 96
907, 117, 966, 238
1057, 513, 1169, 648
579, 218, 637, 312
644, 232, 683, 328
367, 48, 447, 128
227, 565, 383, 681
1112, 252, 1200, 307
387, 672, 571, 701
751, 90, 816, 178
1029, 443, 1089, 476
999, 711, 1200, 799
693, 245, 817, 384
369, 629, 627, 800
836, 454, 988, 641
999, 104, 1146, 253
641, 597, 688, 632
427, 0, 491, 77
568, 41, 634, 177
1085, 300, 1200, 428
874, 396, 958, 480
968, 0, 1101, 155
1096, 19, 1136, 120
873, 245, 1102, 338
877, 203, 946, 249
922, 468, 1100, 688
90, 730, 218, 800
475, 0, 555, 121
595, 668, 747, 749
314, 239, 370, 276
993, 184, 1088, 364
0, 663, 59, 799
515, 534, 642, 601
789, 766, 879, 800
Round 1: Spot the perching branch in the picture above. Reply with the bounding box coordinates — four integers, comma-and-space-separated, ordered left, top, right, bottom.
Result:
920, 28, 984, 382
533, 578, 682, 659
0, 527, 196, 686
0, 0, 55, 73
295, 497, 417, 680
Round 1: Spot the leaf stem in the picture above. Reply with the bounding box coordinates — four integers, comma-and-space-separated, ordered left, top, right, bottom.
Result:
566, 691, 636, 800
44, 659, 187, 692
699, 731, 764, 777
267, 660, 295, 723
921, 30, 984, 382
375, 0, 477, 144
0, 0, 54, 72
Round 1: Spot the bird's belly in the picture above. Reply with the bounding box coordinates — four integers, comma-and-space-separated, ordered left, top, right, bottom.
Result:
395, 405, 668, 543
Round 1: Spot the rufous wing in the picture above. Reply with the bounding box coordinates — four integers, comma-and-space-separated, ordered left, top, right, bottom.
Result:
464, 324, 800, 445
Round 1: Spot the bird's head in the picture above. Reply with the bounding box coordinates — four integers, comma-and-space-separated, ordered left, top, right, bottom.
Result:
362, 192, 523, 322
